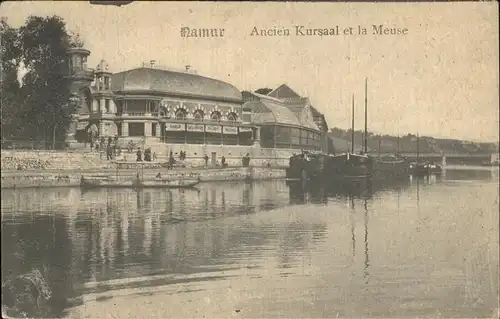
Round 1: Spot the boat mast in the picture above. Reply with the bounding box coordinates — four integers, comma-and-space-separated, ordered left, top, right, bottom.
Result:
416, 133, 420, 163
397, 135, 400, 155
351, 94, 355, 153
378, 135, 381, 158
364, 77, 368, 154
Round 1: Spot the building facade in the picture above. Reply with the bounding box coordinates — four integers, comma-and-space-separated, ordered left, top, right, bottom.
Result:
266, 84, 332, 153
63, 48, 332, 164
70, 59, 255, 149
243, 91, 323, 151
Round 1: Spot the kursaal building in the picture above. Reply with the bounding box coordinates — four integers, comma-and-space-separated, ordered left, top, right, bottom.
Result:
64, 46, 332, 165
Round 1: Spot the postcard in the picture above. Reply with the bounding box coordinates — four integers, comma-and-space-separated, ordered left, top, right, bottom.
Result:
1, 1, 498, 318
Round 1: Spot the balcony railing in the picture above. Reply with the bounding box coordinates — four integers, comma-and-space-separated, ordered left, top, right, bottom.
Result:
127, 112, 148, 116
119, 112, 156, 117
156, 117, 240, 125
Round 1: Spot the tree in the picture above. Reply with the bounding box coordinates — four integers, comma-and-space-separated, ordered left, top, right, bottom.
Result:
0, 18, 22, 140
68, 32, 84, 48
16, 15, 80, 148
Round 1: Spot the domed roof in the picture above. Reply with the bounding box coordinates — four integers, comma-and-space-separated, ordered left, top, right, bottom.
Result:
111, 67, 242, 102
96, 59, 110, 73
245, 92, 319, 130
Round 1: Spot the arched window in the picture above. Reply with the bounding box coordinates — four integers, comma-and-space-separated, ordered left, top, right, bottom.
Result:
210, 111, 221, 121
175, 109, 187, 120
227, 112, 237, 122
193, 110, 204, 122
74, 56, 82, 69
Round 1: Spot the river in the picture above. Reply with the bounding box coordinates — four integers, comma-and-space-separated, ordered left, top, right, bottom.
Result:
1, 167, 499, 318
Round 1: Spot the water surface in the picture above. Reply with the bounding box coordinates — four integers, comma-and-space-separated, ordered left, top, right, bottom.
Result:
2, 168, 499, 318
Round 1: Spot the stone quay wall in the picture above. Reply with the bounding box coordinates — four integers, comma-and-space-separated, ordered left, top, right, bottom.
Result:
0, 149, 291, 188
1, 150, 113, 171
1, 167, 286, 189
1, 147, 299, 171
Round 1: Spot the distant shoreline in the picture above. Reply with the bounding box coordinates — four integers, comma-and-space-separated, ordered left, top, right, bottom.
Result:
442, 165, 499, 171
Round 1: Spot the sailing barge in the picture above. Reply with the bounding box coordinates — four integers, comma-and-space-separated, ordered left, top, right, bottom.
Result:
372, 154, 410, 179
286, 151, 372, 184
409, 134, 443, 176
287, 77, 414, 184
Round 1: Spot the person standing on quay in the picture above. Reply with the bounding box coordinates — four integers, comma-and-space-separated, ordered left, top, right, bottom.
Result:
204, 154, 209, 168
168, 152, 174, 169
106, 144, 113, 160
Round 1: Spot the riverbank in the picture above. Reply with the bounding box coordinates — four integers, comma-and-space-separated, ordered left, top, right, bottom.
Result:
0, 166, 286, 189
443, 164, 499, 171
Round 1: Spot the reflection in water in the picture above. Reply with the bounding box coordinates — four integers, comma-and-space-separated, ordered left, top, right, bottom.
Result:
443, 167, 498, 181
364, 198, 369, 285
1, 172, 499, 318
288, 176, 412, 202
2, 181, 324, 316
350, 196, 355, 258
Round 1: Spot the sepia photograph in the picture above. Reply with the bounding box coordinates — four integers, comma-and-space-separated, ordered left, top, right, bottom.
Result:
1, 1, 499, 318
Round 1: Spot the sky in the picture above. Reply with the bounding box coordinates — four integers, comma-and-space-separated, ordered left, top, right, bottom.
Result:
1, 1, 499, 142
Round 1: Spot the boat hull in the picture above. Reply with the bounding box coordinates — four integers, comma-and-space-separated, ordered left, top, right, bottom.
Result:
410, 162, 443, 176
327, 153, 372, 181
286, 152, 373, 185
80, 178, 135, 188
135, 179, 200, 188
372, 156, 411, 179
80, 177, 200, 189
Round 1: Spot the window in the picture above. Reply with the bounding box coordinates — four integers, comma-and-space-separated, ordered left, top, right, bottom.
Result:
128, 123, 145, 137
241, 113, 251, 123
210, 111, 221, 121
193, 110, 204, 121
291, 128, 300, 145
74, 56, 81, 69
150, 101, 159, 116
152, 123, 157, 137
175, 109, 187, 120
259, 126, 275, 148
276, 126, 290, 147
105, 99, 110, 113
116, 102, 123, 115
227, 112, 237, 122
104, 77, 110, 90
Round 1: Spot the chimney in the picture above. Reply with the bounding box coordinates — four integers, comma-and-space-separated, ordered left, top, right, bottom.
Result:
150, 60, 156, 68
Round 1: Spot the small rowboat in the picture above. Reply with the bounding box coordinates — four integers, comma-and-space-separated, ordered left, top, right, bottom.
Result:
135, 178, 200, 189
410, 162, 443, 176
80, 176, 134, 188
80, 176, 200, 189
